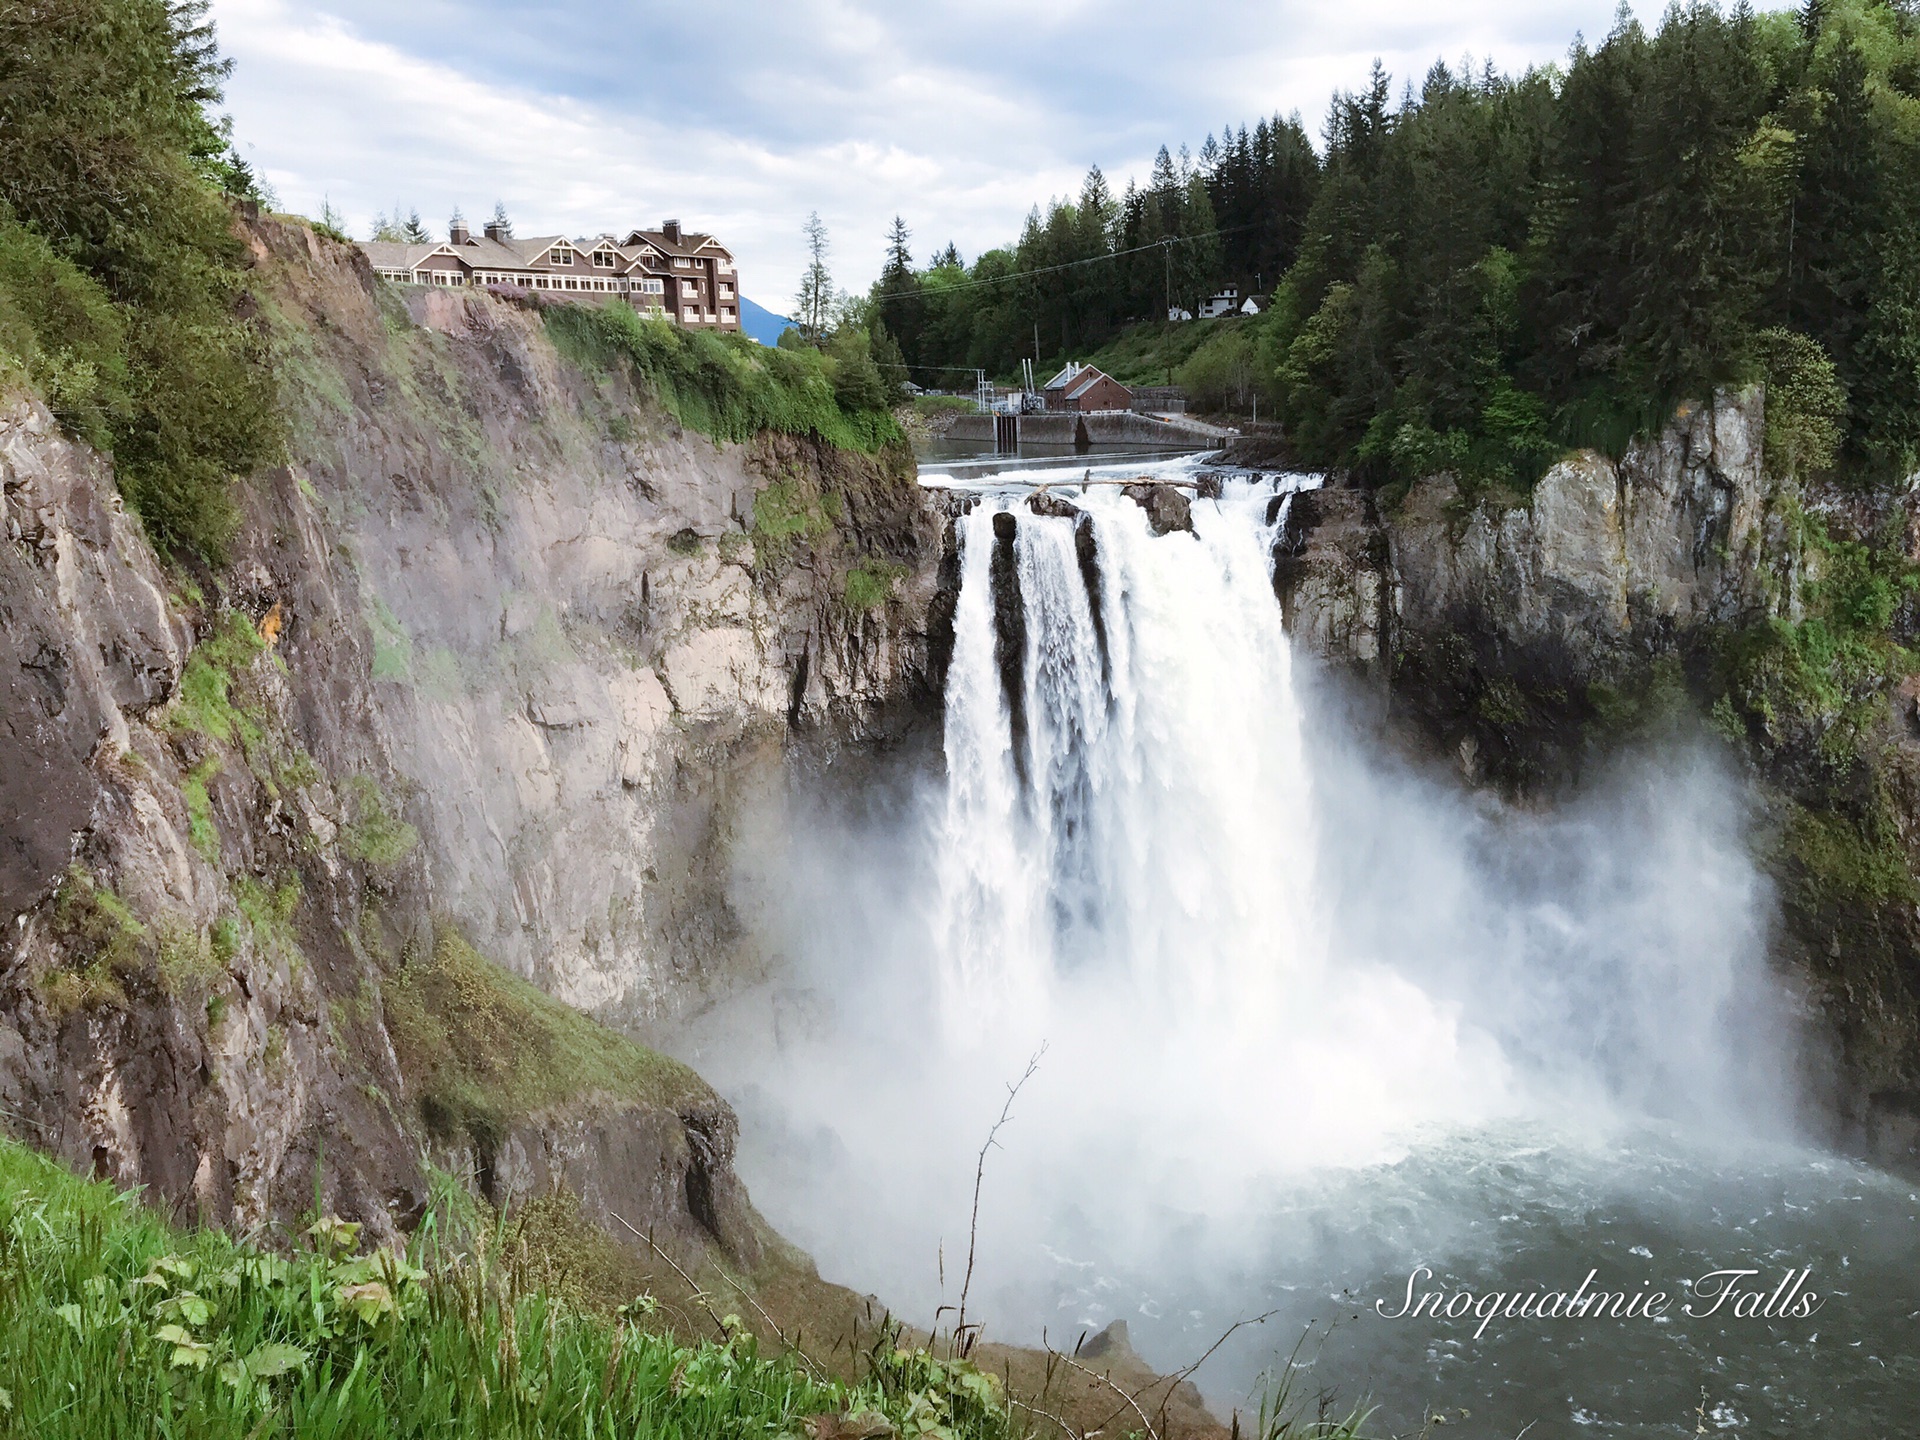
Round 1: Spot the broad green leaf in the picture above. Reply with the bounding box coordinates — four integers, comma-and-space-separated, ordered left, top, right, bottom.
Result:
161, 1291, 212, 1327
307, 1216, 361, 1254
243, 1342, 310, 1378
54, 1302, 83, 1334
154, 1324, 211, 1370
338, 1280, 394, 1324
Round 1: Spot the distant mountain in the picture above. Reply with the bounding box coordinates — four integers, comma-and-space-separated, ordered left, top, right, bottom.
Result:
739, 295, 796, 347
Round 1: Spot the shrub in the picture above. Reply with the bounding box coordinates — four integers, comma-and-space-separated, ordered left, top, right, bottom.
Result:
543, 301, 901, 453
1175, 325, 1259, 412
341, 775, 418, 869
0, 211, 129, 447
1756, 327, 1846, 479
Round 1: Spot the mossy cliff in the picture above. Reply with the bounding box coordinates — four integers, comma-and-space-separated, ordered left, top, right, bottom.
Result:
1272, 388, 1920, 1168
0, 214, 944, 1276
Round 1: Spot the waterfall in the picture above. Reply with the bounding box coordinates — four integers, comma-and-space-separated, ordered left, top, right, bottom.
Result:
700, 457, 1805, 1391
926, 474, 1519, 1176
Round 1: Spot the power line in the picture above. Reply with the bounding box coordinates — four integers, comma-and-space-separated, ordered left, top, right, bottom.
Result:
884, 222, 1261, 300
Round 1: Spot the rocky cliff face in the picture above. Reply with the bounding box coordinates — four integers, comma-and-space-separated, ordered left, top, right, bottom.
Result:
0, 216, 944, 1247
1275, 390, 1797, 781
247, 220, 942, 1026
1274, 389, 1920, 1168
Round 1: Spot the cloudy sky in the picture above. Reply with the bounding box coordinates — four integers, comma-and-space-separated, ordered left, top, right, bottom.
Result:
210, 0, 1680, 312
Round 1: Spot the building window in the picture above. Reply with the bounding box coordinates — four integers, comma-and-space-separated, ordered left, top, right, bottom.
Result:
593, 250, 615, 268
639, 278, 664, 294
674, 257, 691, 268
551, 247, 574, 266
683, 307, 698, 321
718, 283, 733, 298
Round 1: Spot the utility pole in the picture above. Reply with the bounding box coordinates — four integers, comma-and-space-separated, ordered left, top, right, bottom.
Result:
1162, 239, 1173, 322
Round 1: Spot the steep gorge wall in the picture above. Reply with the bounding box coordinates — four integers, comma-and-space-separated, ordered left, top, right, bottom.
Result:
248, 219, 944, 1024
0, 216, 946, 1245
1273, 391, 1920, 1167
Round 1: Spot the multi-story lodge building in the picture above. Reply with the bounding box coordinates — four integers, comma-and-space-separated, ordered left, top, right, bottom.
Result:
361, 217, 740, 332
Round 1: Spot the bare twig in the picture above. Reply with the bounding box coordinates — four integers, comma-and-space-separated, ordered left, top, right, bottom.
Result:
1073, 1308, 1282, 1440
954, 1045, 1046, 1351
1044, 1330, 1162, 1440
1006, 1390, 1085, 1439
1160, 1308, 1280, 1395
609, 1210, 827, 1382
705, 1254, 831, 1384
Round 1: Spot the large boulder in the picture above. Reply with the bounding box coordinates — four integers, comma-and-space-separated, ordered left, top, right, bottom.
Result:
1123, 482, 1194, 536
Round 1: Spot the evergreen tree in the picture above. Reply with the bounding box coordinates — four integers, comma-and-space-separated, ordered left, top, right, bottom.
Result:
875, 215, 925, 366
0, 0, 278, 558
795, 211, 833, 343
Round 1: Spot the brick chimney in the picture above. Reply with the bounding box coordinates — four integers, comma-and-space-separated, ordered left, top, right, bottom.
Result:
662, 219, 682, 244
484, 220, 509, 242
449, 215, 470, 245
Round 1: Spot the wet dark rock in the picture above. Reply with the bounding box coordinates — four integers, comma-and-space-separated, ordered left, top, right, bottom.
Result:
1123, 483, 1194, 537
988, 511, 1028, 788
1073, 513, 1110, 685
925, 488, 979, 520
1027, 489, 1082, 520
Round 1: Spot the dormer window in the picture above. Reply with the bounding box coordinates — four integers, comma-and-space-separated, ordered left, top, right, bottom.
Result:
593, 249, 615, 268
550, 245, 575, 266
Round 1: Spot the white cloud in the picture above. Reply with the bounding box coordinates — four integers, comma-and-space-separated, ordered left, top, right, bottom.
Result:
210, 0, 1681, 309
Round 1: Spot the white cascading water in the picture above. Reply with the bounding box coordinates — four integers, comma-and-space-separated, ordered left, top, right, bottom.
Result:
929, 474, 1513, 1179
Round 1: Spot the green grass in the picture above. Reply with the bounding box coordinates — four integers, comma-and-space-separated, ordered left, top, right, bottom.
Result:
384, 931, 709, 1150
750, 475, 837, 570
183, 758, 223, 862
170, 613, 269, 747
1074, 317, 1252, 388
340, 776, 418, 869
544, 301, 902, 454
0, 1136, 1019, 1440
844, 560, 908, 613
40, 865, 147, 1014
234, 874, 304, 967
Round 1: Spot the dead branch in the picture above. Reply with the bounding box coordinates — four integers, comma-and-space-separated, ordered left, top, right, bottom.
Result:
955, 1044, 1046, 1351
1044, 1332, 1162, 1440
1076, 1308, 1282, 1440
609, 1210, 828, 1382
1005, 1390, 1086, 1440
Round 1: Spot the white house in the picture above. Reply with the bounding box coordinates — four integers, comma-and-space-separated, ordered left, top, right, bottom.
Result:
1198, 287, 1241, 319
